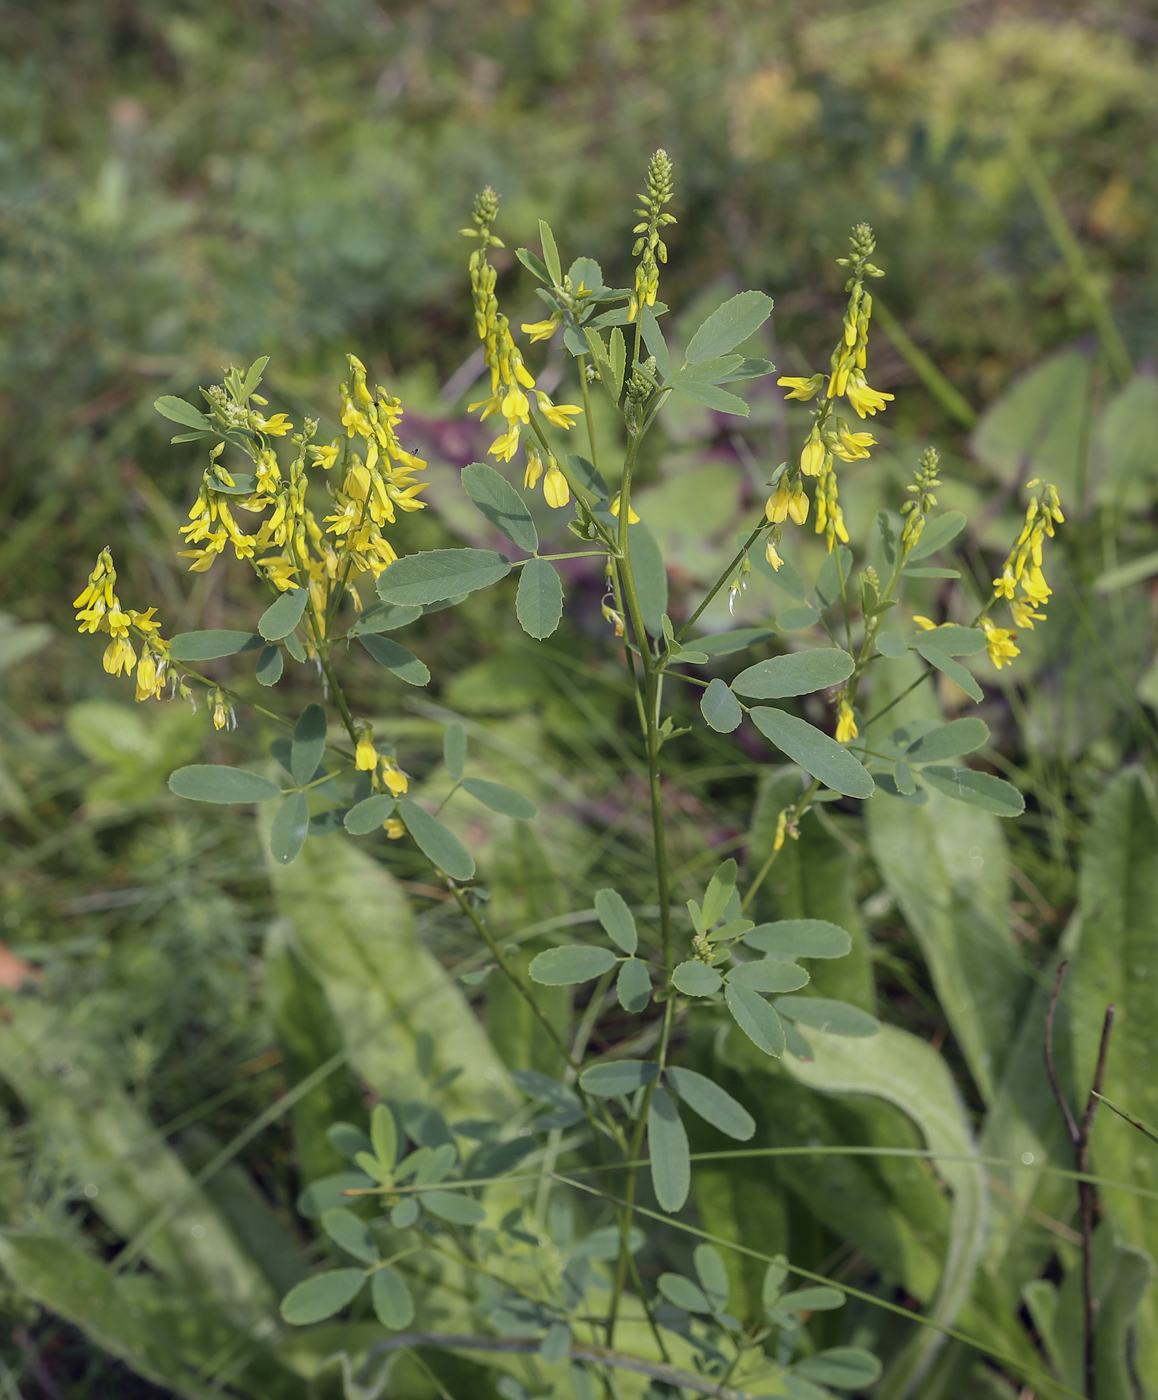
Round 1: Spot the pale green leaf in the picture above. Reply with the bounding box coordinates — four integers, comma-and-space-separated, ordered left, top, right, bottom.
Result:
724, 982, 785, 1056
731, 648, 854, 699
750, 708, 874, 799
419, 1191, 485, 1225
686, 291, 774, 363
594, 888, 637, 954
657, 1272, 711, 1313
360, 634, 430, 686
461, 462, 539, 553
694, 1244, 731, 1312
672, 961, 723, 996
370, 1103, 398, 1173
269, 792, 309, 865
169, 765, 280, 804
280, 1269, 365, 1324
154, 395, 214, 432
796, 1347, 882, 1388
701, 678, 742, 733
515, 557, 564, 639
396, 797, 475, 880
443, 722, 467, 782
617, 957, 651, 1013
343, 795, 396, 835
665, 1066, 754, 1141
648, 1086, 690, 1212
291, 703, 328, 785
579, 1060, 659, 1097
905, 511, 966, 561
920, 765, 1024, 817
376, 548, 511, 605
774, 997, 879, 1037
905, 719, 990, 765
258, 588, 308, 641
255, 645, 283, 686
168, 630, 264, 661
727, 959, 810, 994
743, 919, 852, 960
461, 776, 537, 819
371, 1265, 414, 1329
529, 945, 617, 985
321, 1208, 378, 1265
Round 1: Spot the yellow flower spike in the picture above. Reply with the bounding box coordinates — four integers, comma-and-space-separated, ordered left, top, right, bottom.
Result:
982, 619, 1020, 670
379, 757, 409, 796
383, 817, 406, 839
765, 538, 784, 571
609, 493, 640, 524
778, 375, 823, 402
102, 636, 136, 677
543, 461, 571, 509
835, 699, 858, 744
501, 385, 531, 423
355, 726, 379, 772
800, 433, 825, 477
844, 372, 895, 419
489, 422, 522, 462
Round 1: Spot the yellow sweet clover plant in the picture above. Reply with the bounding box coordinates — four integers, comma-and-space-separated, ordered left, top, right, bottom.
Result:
71, 151, 1068, 1400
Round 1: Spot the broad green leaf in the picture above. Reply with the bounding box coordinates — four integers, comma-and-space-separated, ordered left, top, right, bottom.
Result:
443, 722, 467, 782
877, 633, 908, 659
894, 757, 916, 794
515, 557, 564, 639
702, 858, 738, 927
731, 648, 854, 699
419, 1191, 486, 1225
259, 587, 308, 640
665, 1066, 755, 1141
686, 291, 774, 363
360, 634, 430, 686
779, 1286, 845, 1312
370, 1103, 398, 1173
262, 822, 515, 1121
658, 1272, 712, 1313
909, 639, 983, 703
628, 520, 668, 637
594, 888, 637, 954
1067, 772, 1158, 1377
291, 703, 328, 785
725, 982, 785, 1056
269, 792, 309, 864
352, 601, 423, 634
516, 246, 549, 281
701, 677, 742, 732
640, 305, 671, 376
376, 548, 511, 605
668, 376, 749, 415
903, 717, 990, 763
672, 960, 723, 996
371, 1265, 414, 1329
460, 776, 537, 819
396, 797, 475, 880
461, 462, 539, 553
648, 1086, 690, 1212
322, 1208, 377, 1265
579, 1060, 660, 1097
744, 919, 852, 961
529, 945, 617, 985
694, 1244, 731, 1312
155, 395, 214, 432
169, 765, 280, 803
796, 1348, 882, 1388
566, 453, 609, 500
168, 630, 264, 661
617, 957, 651, 1013
911, 623, 986, 656
538, 219, 562, 283
255, 644, 283, 686
280, 1269, 365, 1324
905, 511, 966, 561
750, 708, 874, 799
785, 1023, 986, 1393
903, 565, 960, 579
920, 765, 1023, 816
696, 628, 777, 657
774, 997, 878, 1037
727, 959, 809, 994
343, 795, 396, 835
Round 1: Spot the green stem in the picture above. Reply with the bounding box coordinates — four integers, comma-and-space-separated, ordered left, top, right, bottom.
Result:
675, 519, 766, 644
741, 778, 820, 914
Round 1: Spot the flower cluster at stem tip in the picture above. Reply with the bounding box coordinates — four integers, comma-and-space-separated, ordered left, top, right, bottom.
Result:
983, 479, 1064, 669
74, 548, 177, 704
462, 188, 581, 506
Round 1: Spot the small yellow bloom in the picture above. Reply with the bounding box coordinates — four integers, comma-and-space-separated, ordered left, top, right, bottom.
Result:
800, 434, 825, 477
310, 443, 340, 470
383, 817, 406, 839
523, 447, 544, 490
778, 375, 822, 402
1020, 566, 1051, 608
355, 729, 378, 771
102, 636, 136, 677
835, 700, 858, 744
772, 810, 788, 852
832, 425, 875, 462
992, 570, 1017, 601
787, 489, 809, 526
982, 619, 1020, 670
913, 615, 937, 631
844, 372, 895, 420
609, 493, 640, 524
521, 317, 559, 342
765, 483, 809, 526
543, 462, 571, 509
1010, 599, 1047, 629
379, 757, 409, 796
256, 413, 293, 436
210, 689, 235, 731
536, 392, 582, 430
765, 539, 783, 571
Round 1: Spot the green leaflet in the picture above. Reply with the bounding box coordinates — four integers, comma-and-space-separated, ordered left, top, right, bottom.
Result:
359, 633, 430, 686
785, 1024, 987, 1399
648, 1085, 691, 1212
281, 1269, 366, 1324
169, 630, 265, 660
396, 796, 475, 880
750, 706, 874, 799
259, 587, 309, 640
594, 887, 638, 954
1067, 770, 1158, 1380
169, 764, 281, 803
261, 811, 516, 1120
627, 520, 668, 637
686, 290, 774, 362
731, 648, 854, 700
515, 557, 564, 639
528, 944, 617, 985
461, 461, 539, 554
461, 776, 538, 819
701, 677, 743, 733
376, 548, 511, 605
270, 791, 309, 864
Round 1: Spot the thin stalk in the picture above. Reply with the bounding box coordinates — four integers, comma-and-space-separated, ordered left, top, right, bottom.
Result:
675, 521, 765, 644
741, 777, 819, 914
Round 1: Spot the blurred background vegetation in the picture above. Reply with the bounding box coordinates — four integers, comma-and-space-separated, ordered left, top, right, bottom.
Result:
2, 1, 1158, 1396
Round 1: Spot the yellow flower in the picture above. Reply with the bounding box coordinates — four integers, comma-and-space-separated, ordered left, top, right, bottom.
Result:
379, 757, 409, 796
772, 810, 788, 852
609, 493, 640, 524
1010, 599, 1047, 629
765, 539, 783, 571
787, 489, 809, 526
835, 700, 858, 744
521, 317, 560, 342
778, 375, 822, 402
488, 422, 522, 462
543, 462, 571, 509
844, 372, 895, 419
832, 425, 875, 462
765, 483, 809, 526
992, 570, 1017, 601
1020, 566, 1051, 608
102, 636, 136, 677
355, 728, 378, 771
383, 817, 406, 839
982, 619, 1020, 670
210, 689, 235, 730
256, 412, 293, 436
310, 443, 340, 470
913, 615, 937, 630
536, 392, 582, 430
800, 434, 825, 477
501, 385, 531, 423
523, 447, 544, 490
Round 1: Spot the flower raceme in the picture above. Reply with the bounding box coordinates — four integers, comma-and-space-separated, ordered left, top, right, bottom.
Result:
74, 549, 173, 700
